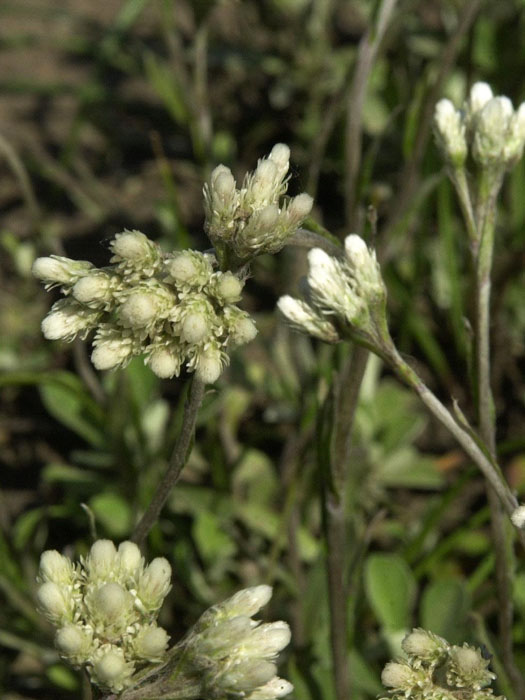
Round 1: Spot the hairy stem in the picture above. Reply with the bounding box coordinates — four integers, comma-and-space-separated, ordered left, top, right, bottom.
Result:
473, 181, 523, 697
132, 378, 205, 547
324, 345, 369, 700
387, 347, 521, 522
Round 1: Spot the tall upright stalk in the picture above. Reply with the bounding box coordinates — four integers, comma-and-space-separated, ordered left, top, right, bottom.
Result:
472, 179, 524, 697
323, 345, 369, 700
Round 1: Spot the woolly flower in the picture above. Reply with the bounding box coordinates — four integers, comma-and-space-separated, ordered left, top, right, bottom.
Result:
278, 234, 389, 352
203, 143, 313, 262
433, 98, 467, 167
380, 629, 501, 700
34, 230, 258, 383
36, 540, 171, 693
434, 81, 525, 171
172, 585, 292, 700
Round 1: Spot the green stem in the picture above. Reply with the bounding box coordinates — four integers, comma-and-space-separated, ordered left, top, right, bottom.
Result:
450, 167, 477, 249
131, 378, 205, 547
324, 345, 369, 700
472, 177, 523, 697
387, 346, 519, 520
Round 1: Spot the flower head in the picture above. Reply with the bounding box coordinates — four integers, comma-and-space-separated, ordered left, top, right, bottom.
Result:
278, 235, 390, 355
380, 629, 500, 700
36, 540, 172, 693
434, 82, 525, 172
34, 233, 257, 383
203, 144, 313, 262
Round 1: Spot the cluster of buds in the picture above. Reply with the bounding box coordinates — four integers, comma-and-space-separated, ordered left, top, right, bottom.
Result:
380, 628, 500, 700
203, 143, 313, 263
183, 585, 292, 700
277, 234, 390, 353
117, 585, 292, 700
36, 540, 172, 693
434, 82, 525, 172
33, 231, 258, 383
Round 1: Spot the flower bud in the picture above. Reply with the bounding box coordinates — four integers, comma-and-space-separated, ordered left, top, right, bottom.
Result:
118, 541, 143, 577
41, 302, 99, 341
195, 345, 223, 384
93, 582, 131, 622
468, 82, 494, 117
511, 504, 525, 529
110, 230, 159, 268
230, 315, 258, 346
198, 616, 254, 654
147, 347, 181, 379
250, 159, 279, 205
221, 585, 273, 618
214, 170, 237, 201
248, 677, 294, 700
473, 96, 514, 167
277, 295, 339, 343
381, 661, 414, 690
447, 645, 495, 690
258, 204, 280, 229
92, 648, 134, 692
288, 193, 313, 220
137, 557, 172, 612
222, 659, 277, 693
307, 249, 357, 319
91, 337, 134, 371
85, 539, 117, 580
118, 292, 158, 328
37, 582, 72, 623
503, 102, 525, 165
215, 272, 244, 303
168, 251, 214, 289
39, 550, 74, 585
181, 312, 209, 344
269, 143, 290, 172
133, 624, 170, 661
55, 624, 92, 659
434, 98, 467, 167
72, 272, 113, 306
401, 628, 448, 661
243, 621, 291, 658
32, 256, 93, 286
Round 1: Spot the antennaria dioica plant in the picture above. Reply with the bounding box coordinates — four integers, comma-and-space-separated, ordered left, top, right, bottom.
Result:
4, 2, 525, 700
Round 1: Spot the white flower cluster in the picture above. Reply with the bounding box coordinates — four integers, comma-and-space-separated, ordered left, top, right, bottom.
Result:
36, 540, 172, 693
203, 143, 313, 262
183, 585, 293, 700
278, 234, 387, 348
434, 82, 525, 170
33, 231, 258, 383
380, 628, 500, 700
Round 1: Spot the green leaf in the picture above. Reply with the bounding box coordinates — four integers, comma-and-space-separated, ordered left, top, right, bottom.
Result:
364, 554, 416, 631
144, 52, 188, 126
349, 649, 383, 695
192, 510, 236, 565
46, 664, 79, 691
40, 381, 105, 447
89, 492, 132, 537
13, 508, 44, 551
420, 579, 470, 643
42, 463, 101, 486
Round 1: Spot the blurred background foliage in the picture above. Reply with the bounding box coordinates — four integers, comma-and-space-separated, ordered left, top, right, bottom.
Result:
2, 0, 525, 697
